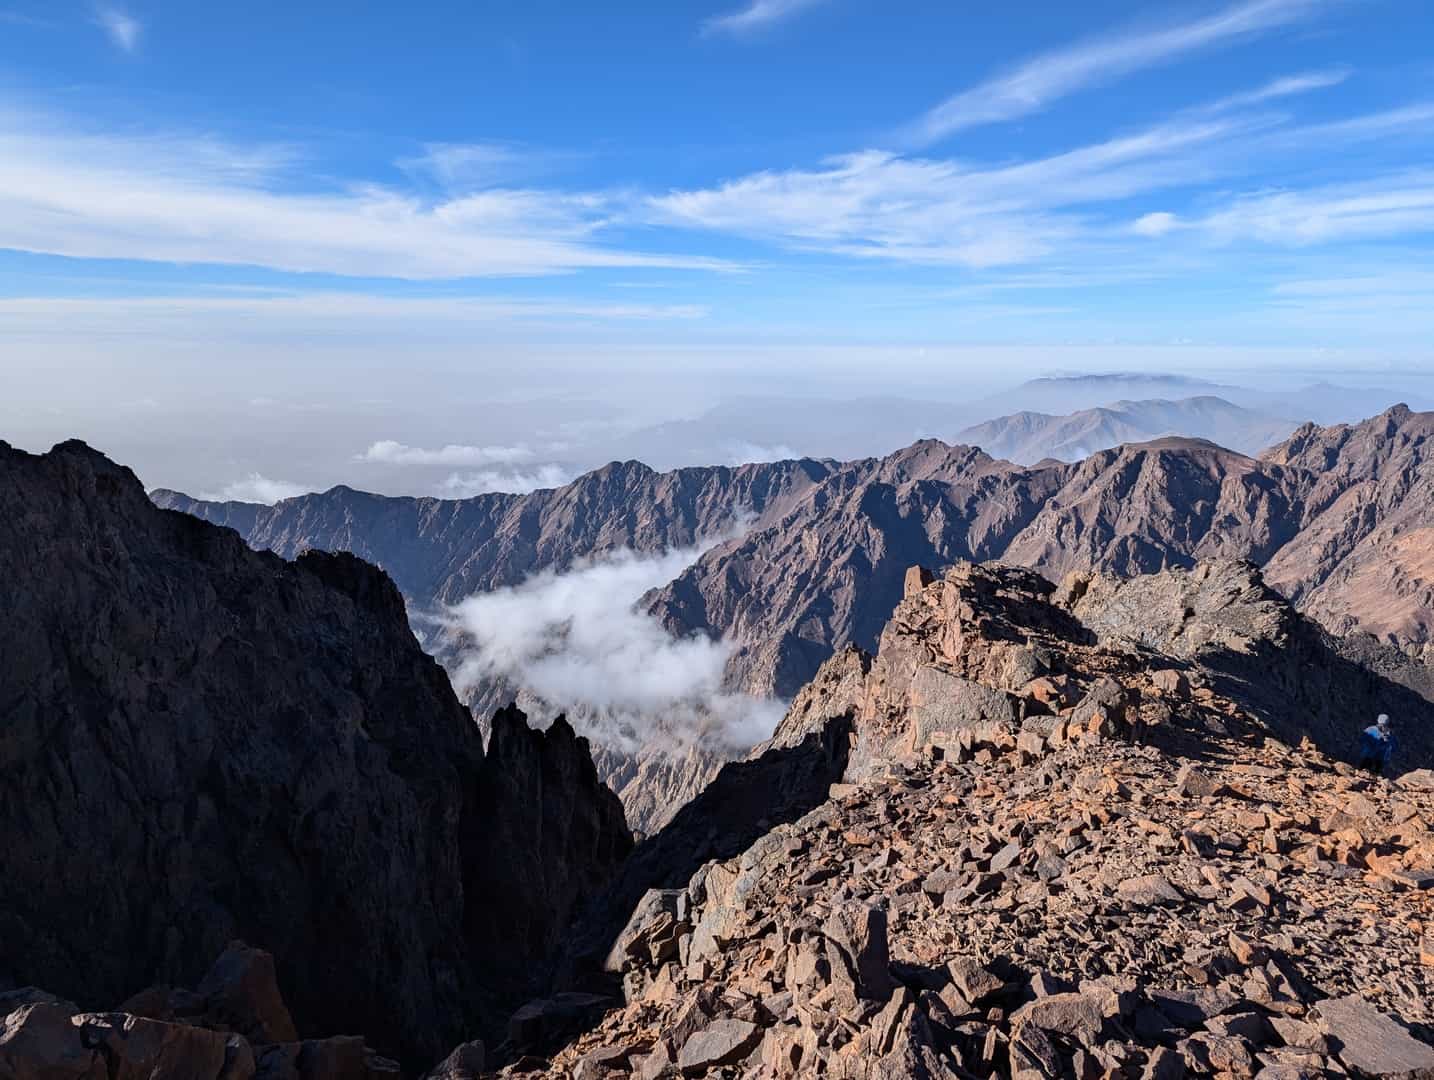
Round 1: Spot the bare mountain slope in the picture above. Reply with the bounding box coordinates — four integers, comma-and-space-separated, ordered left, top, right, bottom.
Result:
152, 457, 832, 608
1261, 405, 1434, 658
650, 407, 1434, 697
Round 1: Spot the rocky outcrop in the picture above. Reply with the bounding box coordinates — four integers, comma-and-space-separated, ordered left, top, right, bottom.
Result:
0, 440, 632, 1069
532, 560, 1434, 1078
467, 707, 633, 1003
770, 559, 1434, 777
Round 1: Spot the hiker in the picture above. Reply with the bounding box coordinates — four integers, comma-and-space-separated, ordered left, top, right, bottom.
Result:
1358, 714, 1396, 776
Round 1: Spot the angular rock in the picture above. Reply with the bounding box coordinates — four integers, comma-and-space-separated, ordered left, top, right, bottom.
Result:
676, 1020, 760, 1072
196, 942, 299, 1045
823, 902, 894, 1002
0, 1004, 104, 1080
1117, 874, 1183, 907
426, 1041, 486, 1080
1311, 995, 1434, 1079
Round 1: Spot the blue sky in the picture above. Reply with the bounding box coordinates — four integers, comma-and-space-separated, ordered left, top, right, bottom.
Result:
1, 0, 1433, 354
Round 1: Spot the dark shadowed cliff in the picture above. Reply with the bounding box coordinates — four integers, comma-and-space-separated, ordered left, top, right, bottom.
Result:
0, 440, 631, 1068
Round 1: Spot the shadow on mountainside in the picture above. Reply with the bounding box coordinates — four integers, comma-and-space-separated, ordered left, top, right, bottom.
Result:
554, 714, 853, 998
1194, 627, 1434, 771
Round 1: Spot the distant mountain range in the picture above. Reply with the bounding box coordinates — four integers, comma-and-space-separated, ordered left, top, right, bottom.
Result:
541, 375, 1430, 471
969, 373, 1431, 427
954, 395, 1298, 464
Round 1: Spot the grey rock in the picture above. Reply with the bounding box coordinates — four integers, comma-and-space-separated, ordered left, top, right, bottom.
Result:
676, 1019, 760, 1071
1311, 994, 1434, 1078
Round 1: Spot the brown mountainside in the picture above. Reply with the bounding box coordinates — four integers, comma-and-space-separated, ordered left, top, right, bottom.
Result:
152, 457, 832, 607
650, 407, 1434, 696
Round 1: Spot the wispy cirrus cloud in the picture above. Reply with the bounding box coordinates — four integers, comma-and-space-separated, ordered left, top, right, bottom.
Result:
1140, 170, 1434, 246
702, 0, 830, 37
398, 141, 579, 191
651, 115, 1262, 267
900, 0, 1330, 146
1196, 67, 1351, 114
93, 4, 141, 52
654, 87, 1434, 271
0, 104, 735, 279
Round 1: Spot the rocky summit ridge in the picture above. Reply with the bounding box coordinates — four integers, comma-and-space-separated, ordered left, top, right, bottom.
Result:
537, 559, 1434, 1079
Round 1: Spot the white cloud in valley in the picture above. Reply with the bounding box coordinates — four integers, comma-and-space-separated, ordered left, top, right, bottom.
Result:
446, 544, 784, 752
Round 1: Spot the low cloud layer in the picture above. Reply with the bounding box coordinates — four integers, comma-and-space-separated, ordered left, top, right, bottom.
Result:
201, 473, 313, 504
445, 544, 784, 752
438, 464, 575, 497
724, 440, 798, 465
359, 439, 541, 466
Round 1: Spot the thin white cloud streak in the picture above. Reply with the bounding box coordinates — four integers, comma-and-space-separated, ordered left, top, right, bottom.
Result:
1196, 68, 1350, 114
438, 465, 575, 497
447, 546, 783, 752
1168, 171, 1434, 246
901, 0, 1327, 145
93, 4, 140, 52
398, 141, 576, 191
200, 473, 313, 504
359, 439, 539, 466
0, 108, 735, 279
703, 0, 829, 37
0, 293, 710, 342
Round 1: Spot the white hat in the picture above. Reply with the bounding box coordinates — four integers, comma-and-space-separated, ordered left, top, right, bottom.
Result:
1376, 714, 1390, 727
